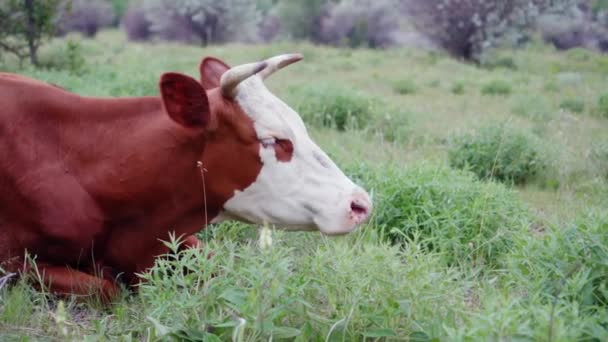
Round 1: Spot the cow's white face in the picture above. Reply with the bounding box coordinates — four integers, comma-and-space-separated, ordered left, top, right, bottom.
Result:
214, 56, 372, 235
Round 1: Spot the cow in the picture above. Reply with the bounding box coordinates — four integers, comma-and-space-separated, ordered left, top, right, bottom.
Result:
0, 53, 372, 300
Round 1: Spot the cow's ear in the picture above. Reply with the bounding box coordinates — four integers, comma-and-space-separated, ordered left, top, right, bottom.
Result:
199, 57, 231, 90
159, 72, 210, 130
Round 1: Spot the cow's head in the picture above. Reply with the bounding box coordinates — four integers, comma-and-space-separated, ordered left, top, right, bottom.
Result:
159, 54, 372, 235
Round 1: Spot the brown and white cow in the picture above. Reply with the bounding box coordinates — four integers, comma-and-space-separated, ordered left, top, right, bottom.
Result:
0, 54, 371, 300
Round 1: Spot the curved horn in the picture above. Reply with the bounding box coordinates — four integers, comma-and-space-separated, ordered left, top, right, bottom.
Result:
220, 61, 267, 98
259, 53, 303, 80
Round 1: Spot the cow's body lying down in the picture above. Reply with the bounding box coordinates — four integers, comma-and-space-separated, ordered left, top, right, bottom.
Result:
0, 55, 371, 299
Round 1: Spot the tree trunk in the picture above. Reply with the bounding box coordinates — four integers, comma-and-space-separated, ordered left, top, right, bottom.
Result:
24, 0, 38, 66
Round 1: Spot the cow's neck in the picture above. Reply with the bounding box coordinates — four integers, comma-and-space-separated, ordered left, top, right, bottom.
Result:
66, 96, 208, 221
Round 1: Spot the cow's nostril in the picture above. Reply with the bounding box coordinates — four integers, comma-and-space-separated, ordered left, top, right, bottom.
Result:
350, 201, 368, 216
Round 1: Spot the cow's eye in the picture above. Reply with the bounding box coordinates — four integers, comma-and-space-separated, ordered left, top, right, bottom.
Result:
260, 137, 276, 148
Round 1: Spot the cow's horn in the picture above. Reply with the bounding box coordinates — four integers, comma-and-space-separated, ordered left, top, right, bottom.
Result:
220, 61, 267, 98
259, 53, 303, 80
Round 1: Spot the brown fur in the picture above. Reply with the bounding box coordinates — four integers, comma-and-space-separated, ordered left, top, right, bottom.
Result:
0, 59, 262, 300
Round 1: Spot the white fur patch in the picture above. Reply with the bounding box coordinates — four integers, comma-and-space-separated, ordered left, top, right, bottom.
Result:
221, 76, 369, 234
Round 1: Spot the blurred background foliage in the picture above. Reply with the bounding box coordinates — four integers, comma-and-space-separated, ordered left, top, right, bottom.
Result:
4, 0, 608, 67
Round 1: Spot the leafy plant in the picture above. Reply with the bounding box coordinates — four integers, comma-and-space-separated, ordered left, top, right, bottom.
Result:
392, 79, 417, 95
481, 80, 512, 96
0, 0, 62, 66
597, 93, 608, 118
347, 163, 529, 267
448, 123, 547, 184
560, 98, 585, 113
288, 83, 374, 130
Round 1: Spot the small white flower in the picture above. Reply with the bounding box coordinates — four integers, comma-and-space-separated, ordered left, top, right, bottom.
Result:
259, 224, 273, 249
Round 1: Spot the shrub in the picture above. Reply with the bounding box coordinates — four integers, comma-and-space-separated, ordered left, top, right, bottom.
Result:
403, 0, 578, 61
537, 10, 608, 52
451, 82, 466, 95
288, 83, 374, 130
392, 79, 417, 95
319, 0, 399, 48
122, 5, 151, 41
373, 111, 411, 143
481, 80, 512, 96
597, 93, 608, 117
138, 229, 467, 340
142, 0, 259, 45
511, 95, 551, 121
56, 0, 115, 37
559, 98, 585, 113
448, 123, 547, 184
347, 163, 529, 267
274, 0, 328, 41
482, 55, 518, 70
40, 39, 86, 75
505, 212, 608, 319
0, 0, 62, 66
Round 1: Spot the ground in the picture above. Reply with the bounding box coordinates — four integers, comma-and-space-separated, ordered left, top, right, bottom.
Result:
0, 30, 607, 340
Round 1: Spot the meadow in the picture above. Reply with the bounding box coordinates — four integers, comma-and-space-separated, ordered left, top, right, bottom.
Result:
0, 30, 607, 341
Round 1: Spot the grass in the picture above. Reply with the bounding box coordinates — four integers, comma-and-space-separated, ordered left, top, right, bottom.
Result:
1, 30, 608, 340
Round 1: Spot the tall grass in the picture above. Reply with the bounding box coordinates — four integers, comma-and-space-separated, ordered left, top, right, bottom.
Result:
1, 30, 607, 340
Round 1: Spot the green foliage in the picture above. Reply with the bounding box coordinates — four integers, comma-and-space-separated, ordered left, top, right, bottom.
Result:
392, 79, 417, 95
347, 163, 529, 267
2, 31, 608, 341
597, 93, 608, 118
143, 0, 260, 44
288, 83, 374, 130
482, 55, 518, 70
560, 98, 585, 113
110, 0, 130, 20
0, 0, 62, 66
40, 39, 86, 75
505, 212, 608, 331
451, 82, 465, 95
448, 123, 547, 184
275, 0, 327, 40
590, 141, 608, 180
137, 232, 467, 340
406, 0, 579, 61
481, 80, 512, 96
511, 95, 551, 121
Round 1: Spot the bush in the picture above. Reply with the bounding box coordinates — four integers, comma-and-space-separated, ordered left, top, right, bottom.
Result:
511, 95, 552, 121
56, 0, 115, 37
122, 5, 151, 41
537, 9, 608, 52
39, 39, 86, 75
347, 163, 529, 267
403, 0, 578, 61
274, 0, 328, 41
392, 79, 417, 95
0, 0, 62, 66
288, 83, 374, 130
560, 98, 585, 113
373, 111, 411, 143
448, 123, 547, 184
138, 229, 467, 340
481, 80, 512, 96
451, 82, 466, 95
597, 93, 608, 117
319, 0, 399, 48
505, 212, 608, 322
142, 0, 259, 45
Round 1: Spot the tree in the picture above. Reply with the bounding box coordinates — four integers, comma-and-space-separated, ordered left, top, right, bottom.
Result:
0, 0, 62, 66
143, 0, 259, 45
404, 0, 579, 62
